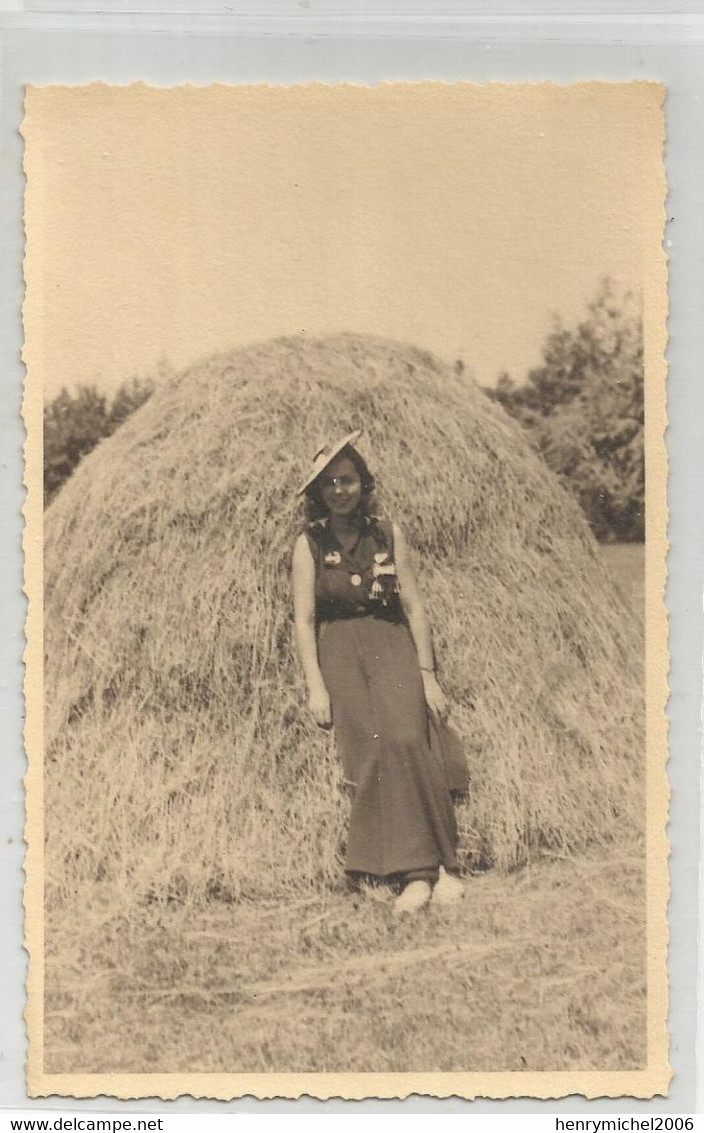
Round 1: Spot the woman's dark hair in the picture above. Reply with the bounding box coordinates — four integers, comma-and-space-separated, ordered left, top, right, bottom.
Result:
303, 445, 377, 524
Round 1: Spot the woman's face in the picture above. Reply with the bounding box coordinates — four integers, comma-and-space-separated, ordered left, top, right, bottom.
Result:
318, 455, 363, 518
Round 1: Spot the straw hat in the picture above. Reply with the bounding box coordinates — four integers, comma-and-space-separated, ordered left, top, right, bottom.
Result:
297, 429, 363, 496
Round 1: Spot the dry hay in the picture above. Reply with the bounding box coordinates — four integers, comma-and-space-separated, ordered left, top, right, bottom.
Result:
44, 333, 644, 908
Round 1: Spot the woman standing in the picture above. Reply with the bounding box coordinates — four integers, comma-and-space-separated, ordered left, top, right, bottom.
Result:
292, 430, 467, 915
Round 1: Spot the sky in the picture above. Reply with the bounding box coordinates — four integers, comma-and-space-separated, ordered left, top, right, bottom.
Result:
24, 82, 662, 398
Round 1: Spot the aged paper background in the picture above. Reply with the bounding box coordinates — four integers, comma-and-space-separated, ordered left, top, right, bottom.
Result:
23, 81, 669, 1100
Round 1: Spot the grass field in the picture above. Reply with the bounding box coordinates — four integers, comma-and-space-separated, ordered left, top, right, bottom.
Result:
600, 542, 645, 614
43, 543, 646, 1077
45, 850, 645, 1075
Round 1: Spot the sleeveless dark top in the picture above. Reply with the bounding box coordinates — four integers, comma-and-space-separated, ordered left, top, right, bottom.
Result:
305, 515, 407, 626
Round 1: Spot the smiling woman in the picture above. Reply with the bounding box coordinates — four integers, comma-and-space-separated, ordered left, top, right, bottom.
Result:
292, 430, 469, 916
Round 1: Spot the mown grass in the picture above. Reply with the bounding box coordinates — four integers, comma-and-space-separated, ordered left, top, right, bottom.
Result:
44, 848, 645, 1074
601, 542, 645, 613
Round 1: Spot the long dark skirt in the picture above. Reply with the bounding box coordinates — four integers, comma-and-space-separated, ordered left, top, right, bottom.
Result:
318, 615, 463, 877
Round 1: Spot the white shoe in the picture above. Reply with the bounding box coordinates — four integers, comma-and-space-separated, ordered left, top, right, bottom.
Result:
393, 880, 432, 917
431, 867, 465, 907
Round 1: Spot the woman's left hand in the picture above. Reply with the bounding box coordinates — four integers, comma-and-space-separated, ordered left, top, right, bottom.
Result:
422, 671, 448, 719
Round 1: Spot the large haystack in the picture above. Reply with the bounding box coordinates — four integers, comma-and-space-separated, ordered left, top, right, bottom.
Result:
44, 333, 643, 905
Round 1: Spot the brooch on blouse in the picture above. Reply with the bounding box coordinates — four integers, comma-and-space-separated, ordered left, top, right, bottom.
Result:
370, 551, 399, 603
323, 550, 342, 566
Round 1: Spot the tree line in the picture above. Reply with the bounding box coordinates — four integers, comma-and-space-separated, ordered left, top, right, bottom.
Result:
484, 281, 644, 542
43, 377, 156, 507
44, 282, 644, 541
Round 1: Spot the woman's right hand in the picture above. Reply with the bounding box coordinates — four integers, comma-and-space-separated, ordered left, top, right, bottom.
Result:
308, 683, 332, 730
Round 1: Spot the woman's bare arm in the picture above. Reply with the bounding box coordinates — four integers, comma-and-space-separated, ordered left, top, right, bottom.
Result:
393, 523, 448, 718
292, 533, 332, 728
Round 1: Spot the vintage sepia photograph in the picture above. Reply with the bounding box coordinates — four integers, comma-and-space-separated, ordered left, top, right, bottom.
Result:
23, 81, 669, 1099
